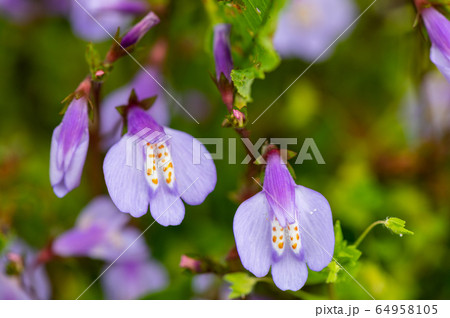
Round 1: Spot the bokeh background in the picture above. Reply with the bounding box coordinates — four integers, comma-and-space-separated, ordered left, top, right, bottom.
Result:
0, 0, 449, 299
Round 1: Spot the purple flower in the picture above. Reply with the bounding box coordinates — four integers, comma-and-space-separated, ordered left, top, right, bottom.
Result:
50, 95, 90, 198
233, 150, 334, 291
0, 241, 51, 300
70, 0, 148, 42
421, 7, 450, 83
213, 24, 233, 82
103, 106, 217, 226
273, 0, 357, 61
403, 71, 450, 142
0, 0, 38, 23
121, 11, 160, 48
101, 258, 167, 300
100, 67, 169, 150
53, 196, 168, 299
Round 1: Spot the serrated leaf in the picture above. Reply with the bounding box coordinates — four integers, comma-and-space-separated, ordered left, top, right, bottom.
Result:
223, 272, 258, 299
384, 217, 414, 236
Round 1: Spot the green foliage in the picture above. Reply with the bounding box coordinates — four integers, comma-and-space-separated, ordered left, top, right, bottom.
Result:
385, 217, 414, 236
326, 221, 362, 284
223, 272, 258, 299
206, 0, 288, 106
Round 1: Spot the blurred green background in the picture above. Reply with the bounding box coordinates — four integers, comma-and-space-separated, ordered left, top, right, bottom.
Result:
0, 0, 449, 299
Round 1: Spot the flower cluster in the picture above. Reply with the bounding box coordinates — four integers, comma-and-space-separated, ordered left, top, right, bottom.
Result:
53, 196, 168, 300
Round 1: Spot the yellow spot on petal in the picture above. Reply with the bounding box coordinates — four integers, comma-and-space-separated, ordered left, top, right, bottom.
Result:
272, 236, 276, 243
292, 243, 297, 249
278, 242, 284, 249
152, 179, 158, 185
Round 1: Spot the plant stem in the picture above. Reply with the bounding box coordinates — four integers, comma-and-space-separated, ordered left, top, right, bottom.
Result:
353, 220, 386, 248
87, 80, 105, 196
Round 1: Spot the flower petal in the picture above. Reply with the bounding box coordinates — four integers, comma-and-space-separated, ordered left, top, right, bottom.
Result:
430, 45, 450, 83
76, 195, 130, 231
70, 0, 133, 42
233, 192, 272, 277
164, 127, 217, 206
102, 259, 168, 300
53, 226, 105, 258
271, 252, 308, 291
149, 185, 185, 226
104, 135, 150, 217
295, 185, 334, 271
263, 151, 296, 227
0, 275, 30, 300
50, 98, 89, 198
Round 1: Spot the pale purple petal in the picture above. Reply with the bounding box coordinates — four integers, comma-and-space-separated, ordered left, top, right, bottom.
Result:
422, 7, 450, 82
233, 192, 272, 277
273, 0, 357, 61
70, 0, 140, 42
50, 97, 89, 198
102, 259, 168, 300
149, 185, 185, 226
164, 128, 217, 206
103, 134, 150, 217
53, 225, 105, 258
421, 71, 450, 138
75, 195, 130, 231
0, 275, 30, 300
295, 185, 334, 271
213, 23, 233, 81
192, 273, 216, 294
0, 0, 38, 23
54, 197, 148, 261
22, 264, 51, 300
271, 252, 308, 291
430, 45, 450, 83
263, 151, 295, 227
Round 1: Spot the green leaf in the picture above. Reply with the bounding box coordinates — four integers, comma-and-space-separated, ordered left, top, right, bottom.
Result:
231, 68, 255, 102
384, 217, 414, 236
324, 220, 362, 283
223, 272, 258, 299
326, 260, 340, 283
207, 0, 288, 106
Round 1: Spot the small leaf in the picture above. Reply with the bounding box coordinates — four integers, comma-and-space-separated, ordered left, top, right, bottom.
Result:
326, 261, 340, 283
384, 217, 414, 236
231, 68, 255, 103
223, 272, 258, 299
321, 220, 361, 284
85, 43, 101, 77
